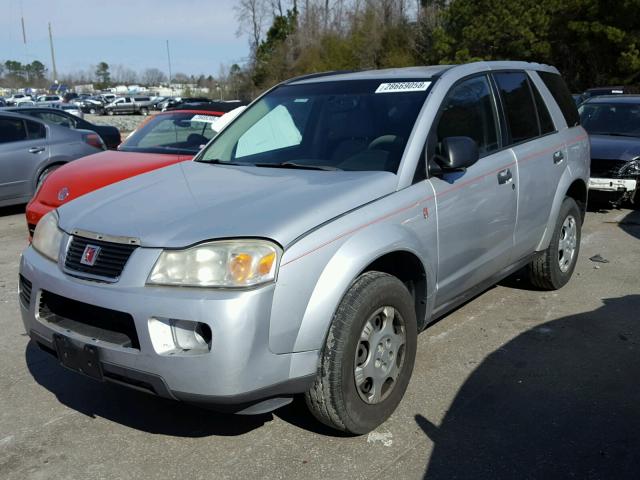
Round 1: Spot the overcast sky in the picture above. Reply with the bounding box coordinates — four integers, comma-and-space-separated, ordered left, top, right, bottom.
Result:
0, 0, 250, 77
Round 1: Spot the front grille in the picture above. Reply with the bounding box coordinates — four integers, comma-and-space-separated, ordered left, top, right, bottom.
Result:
39, 290, 140, 349
590, 159, 630, 179
19, 275, 32, 307
64, 236, 137, 280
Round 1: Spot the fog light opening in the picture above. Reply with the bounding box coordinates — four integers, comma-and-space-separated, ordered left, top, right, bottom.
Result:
148, 317, 212, 355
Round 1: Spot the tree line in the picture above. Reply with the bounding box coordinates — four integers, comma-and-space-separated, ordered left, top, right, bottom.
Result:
234, 0, 640, 96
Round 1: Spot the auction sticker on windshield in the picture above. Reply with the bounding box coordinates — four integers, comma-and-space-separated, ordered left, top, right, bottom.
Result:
375, 81, 430, 94
191, 114, 218, 123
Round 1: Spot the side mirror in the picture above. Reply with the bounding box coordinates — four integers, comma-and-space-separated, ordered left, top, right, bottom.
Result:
435, 136, 479, 171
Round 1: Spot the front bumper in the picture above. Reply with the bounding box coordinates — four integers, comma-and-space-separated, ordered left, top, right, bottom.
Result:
588, 177, 637, 192
19, 245, 318, 413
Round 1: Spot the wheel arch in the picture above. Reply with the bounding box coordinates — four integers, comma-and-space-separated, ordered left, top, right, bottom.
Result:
536, 171, 588, 251
288, 223, 435, 353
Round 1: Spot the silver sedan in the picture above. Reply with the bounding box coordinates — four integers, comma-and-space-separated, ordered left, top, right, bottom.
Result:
0, 111, 105, 207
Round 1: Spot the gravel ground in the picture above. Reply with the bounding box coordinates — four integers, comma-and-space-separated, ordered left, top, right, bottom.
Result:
84, 113, 153, 137
0, 203, 639, 479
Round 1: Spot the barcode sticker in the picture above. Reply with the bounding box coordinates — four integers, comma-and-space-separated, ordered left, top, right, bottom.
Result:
375, 81, 431, 94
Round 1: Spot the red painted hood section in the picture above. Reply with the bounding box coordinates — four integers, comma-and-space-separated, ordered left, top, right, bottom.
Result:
32, 150, 191, 210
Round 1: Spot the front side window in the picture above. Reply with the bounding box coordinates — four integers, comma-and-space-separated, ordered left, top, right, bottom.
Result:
436, 75, 499, 156
494, 72, 539, 144
199, 79, 432, 172
0, 117, 27, 143
579, 102, 640, 137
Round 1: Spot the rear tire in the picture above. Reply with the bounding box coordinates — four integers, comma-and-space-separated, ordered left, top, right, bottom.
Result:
528, 197, 581, 290
36, 165, 61, 191
305, 271, 417, 434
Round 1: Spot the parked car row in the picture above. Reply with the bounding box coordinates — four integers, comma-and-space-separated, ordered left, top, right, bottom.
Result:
17, 61, 592, 435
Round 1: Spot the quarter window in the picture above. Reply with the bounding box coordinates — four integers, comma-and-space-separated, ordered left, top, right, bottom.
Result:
436, 75, 499, 156
494, 72, 539, 144
539, 71, 580, 127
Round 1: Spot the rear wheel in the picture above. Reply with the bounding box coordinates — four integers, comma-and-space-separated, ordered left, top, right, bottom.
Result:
36, 165, 61, 191
305, 271, 417, 434
528, 197, 581, 290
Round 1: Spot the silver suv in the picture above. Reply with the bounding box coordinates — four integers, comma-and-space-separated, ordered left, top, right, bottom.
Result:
20, 61, 589, 434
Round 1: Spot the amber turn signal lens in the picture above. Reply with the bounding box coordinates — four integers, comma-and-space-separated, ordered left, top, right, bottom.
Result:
258, 252, 276, 276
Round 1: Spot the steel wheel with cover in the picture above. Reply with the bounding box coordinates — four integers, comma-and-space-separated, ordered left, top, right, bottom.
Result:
529, 196, 582, 289
306, 271, 417, 434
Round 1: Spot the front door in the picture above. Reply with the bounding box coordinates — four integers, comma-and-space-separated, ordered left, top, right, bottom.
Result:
428, 75, 518, 309
0, 116, 49, 201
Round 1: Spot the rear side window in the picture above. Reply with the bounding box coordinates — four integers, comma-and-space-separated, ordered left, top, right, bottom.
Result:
436, 75, 499, 156
493, 72, 539, 144
539, 71, 580, 127
25, 120, 46, 140
0, 117, 27, 143
530, 80, 555, 134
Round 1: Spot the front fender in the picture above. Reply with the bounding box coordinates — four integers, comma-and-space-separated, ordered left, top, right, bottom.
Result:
269, 209, 436, 354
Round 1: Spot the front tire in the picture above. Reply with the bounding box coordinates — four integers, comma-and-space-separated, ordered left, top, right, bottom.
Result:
305, 271, 417, 434
107, 109, 114, 116
528, 197, 581, 290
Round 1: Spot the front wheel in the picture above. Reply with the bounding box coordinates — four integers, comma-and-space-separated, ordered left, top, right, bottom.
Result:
140, 108, 149, 116
305, 271, 417, 434
528, 196, 582, 290
36, 165, 61, 191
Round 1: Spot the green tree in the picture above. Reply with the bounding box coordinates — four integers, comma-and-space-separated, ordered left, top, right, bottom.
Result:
95, 62, 111, 88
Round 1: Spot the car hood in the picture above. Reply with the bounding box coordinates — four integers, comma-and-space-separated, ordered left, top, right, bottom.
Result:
36, 150, 189, 209
57, 161, 397, 248
590, 134, 640, 161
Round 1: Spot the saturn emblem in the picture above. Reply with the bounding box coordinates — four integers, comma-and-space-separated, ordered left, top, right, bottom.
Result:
57, 187, 69, 201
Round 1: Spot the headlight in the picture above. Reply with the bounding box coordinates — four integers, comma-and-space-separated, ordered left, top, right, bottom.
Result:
32, 211, 63, 262
619, 158, 640, 176
147, 240, 281, 288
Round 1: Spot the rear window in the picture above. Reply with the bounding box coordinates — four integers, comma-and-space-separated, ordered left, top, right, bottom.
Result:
539, 71, 580, 127
494, 72, 539, 144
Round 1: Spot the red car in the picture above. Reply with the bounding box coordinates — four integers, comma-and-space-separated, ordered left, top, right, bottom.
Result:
25, 107, 238, 237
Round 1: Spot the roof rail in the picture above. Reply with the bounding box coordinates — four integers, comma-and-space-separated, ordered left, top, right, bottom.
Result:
284, 70, 355, 84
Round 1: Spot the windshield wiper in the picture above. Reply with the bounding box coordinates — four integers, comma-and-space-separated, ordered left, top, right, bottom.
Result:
254, 162, 342, 171
195, 158, 247, 166
592, 132, 640, 138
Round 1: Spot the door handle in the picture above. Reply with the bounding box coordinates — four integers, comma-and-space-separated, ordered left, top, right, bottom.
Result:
497, 168, 513, 185
553, 150, 564, 164
28, 146, 45, 154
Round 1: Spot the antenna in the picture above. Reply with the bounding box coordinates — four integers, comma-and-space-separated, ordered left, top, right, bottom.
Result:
48, 22, 58, 82
166, 40, 172, 91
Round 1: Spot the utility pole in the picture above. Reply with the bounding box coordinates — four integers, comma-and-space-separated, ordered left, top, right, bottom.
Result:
48, 22, 58, 83
166, 40, 172, 92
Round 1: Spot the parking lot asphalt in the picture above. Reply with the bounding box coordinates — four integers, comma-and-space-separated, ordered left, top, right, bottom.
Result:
1, 203, 639, 480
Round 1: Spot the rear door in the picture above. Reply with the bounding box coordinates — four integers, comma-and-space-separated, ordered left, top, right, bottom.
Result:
429, 74, 518, 307
0, 117, 49, 200
491, 71, 566, 259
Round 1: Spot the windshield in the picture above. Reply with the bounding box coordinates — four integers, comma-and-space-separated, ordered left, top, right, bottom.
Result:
119, 111, 221, 155
198, 79, 432, 172
579, 102, 640, 137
